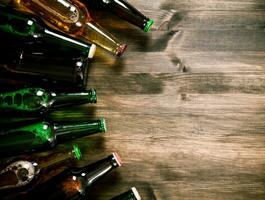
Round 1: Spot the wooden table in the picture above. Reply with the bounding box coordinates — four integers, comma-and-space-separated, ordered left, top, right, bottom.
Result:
53, 0, 265, 199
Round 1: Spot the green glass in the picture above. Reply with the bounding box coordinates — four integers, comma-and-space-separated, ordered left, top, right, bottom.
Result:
0, 145, 81, 192
0, 5, 96, 89
0, 88, 97, 114
0, 65, 85, 92
0, 5, 96, 59
0, 118, 106, 156
83, 0, 154, 32
110, 187, 141, 200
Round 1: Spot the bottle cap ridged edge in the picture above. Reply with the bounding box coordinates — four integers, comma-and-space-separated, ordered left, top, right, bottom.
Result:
116, 43, 127, 56
144, 19, 154, 32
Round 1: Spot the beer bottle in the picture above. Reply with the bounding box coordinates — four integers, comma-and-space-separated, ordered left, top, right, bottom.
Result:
0, 118, 106, 156
19, 153, 122, 200
0, 5, 96, 88
0, 62, 88, 91
110, 187, 141, 200
0, 5, 96, 59
83, 0, 154, 32
0, 88, 97, 115
7, 0, 127, 56
0, 145, 82, 192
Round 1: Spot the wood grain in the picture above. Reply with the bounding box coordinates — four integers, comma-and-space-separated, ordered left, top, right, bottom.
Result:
2, 0, 263, 199
76, 1, 265, 199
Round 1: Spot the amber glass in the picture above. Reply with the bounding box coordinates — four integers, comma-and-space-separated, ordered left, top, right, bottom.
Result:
0, 5, 95, 89
11, 0, 127, 56
0, 145, 81, 193
9, 153, 122, 200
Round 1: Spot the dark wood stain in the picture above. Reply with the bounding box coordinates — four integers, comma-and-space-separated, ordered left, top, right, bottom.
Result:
2, 0, 265, 200
83, 1, 265, 199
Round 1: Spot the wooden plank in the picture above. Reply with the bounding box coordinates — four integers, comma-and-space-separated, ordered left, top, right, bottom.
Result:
126, 0, 265, 11
3, 0, 265, 200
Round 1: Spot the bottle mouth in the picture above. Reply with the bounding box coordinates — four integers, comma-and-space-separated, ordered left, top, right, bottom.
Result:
112, 152, 122, 167
115, 43, 127, 57
88, 44, 97, 59
131, 187, 141, 200
73, 144, 82, 160
88, 89, 97, 103
99, 118, 107, 132
143, 19, 154, 32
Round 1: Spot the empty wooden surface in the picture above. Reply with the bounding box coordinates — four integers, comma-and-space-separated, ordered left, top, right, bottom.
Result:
53, 0, 265, 199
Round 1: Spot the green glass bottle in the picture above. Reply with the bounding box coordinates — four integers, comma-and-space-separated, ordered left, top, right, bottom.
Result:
0, 88, 97, 115
0, 145, 82, 193
0, 63, 88, 92
0, 118, 106, 156
83, 0, 154, 32
110, 187, 141, 200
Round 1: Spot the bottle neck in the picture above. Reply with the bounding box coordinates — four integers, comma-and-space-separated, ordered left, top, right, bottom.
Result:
87, 0, 153, 32
37, 144, 82, 171
54, 118, 106, 142
0, 88, 51, 112
51, 89, 97, 108
74, 153, 121, 189
42, 28, 95, 59
82, 21, 127, 56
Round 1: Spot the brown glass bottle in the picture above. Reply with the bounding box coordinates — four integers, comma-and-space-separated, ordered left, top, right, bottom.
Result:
0, 145, 82, 193
8, 0, 127, 56
17, 153, 122, 200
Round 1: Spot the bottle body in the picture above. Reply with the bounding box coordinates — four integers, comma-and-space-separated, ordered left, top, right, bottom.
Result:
0, 67, 86, 93
0, 119, 106, 156
13, 0, 127, 56
0, 145, 81, 197
54, 118, 106, 142
0, 5, 95, 88
19, 153, 122, 200
0, 121, 56, 156
0, 88, 97, 114
84, 0, 154, 32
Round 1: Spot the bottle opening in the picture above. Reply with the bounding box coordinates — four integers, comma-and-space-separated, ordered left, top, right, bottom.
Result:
88, 44, 97, 59
132, 187, 141, 200
73, 144, 82, 160
89, 89, 97, 103
116, 43, 127, 57
113, 152, 122, 167
144, 19, 154, 32
100, 118, 107, 133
